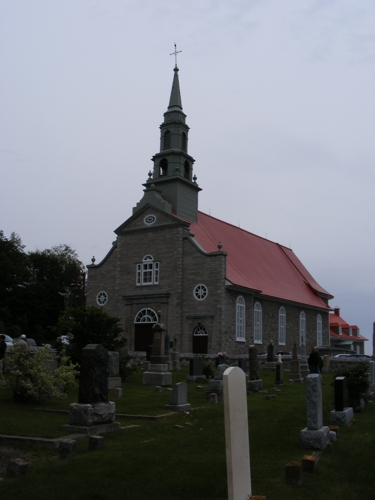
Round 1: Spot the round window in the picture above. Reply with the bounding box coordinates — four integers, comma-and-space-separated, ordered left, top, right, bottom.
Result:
96, 291, 108, 306
194, 284, 208, 301
144, 215, 156, 225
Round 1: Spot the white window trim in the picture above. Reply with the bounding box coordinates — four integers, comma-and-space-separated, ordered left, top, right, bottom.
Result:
136, 255, 159, 286
317, 314, 322, 346
236, 296, 246, 342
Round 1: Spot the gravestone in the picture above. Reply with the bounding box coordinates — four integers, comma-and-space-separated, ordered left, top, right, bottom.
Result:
264, 340, 276, 370
64, 344, 121, 435
108, 351, 122, 397
299, 343, 309, 380
187, 357, 206, 382
165, 382, 191, 412
164, 331, 173, 370
289, 343, 303, 383
171, 348, 181, 370
216, 352, 228, 366
275, 361, 284, 385
248, 345, 263, 392
322, 354, 330, 373
238, 359, 248, 373
330, 376, 354, 426
143, 319, 172, 386
300, 374, 330, 450
206, 364, 229, 401
223, 367, 252, 500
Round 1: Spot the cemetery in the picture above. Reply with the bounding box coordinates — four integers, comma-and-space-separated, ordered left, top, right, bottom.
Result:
0, 347, 374, 500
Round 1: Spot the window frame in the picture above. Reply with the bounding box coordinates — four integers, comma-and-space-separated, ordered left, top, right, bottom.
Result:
236, 296, 246, 342
317, 314, 322, 346
136, 255, 159, 286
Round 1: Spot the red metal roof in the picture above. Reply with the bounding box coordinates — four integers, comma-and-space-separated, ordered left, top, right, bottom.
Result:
188, 211, 332, 309
329, 314, 368, 341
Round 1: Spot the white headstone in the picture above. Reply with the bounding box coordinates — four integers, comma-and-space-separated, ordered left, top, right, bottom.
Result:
223, 367, 251, 500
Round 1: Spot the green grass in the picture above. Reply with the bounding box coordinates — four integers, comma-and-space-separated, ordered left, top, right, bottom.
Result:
0, 368, 374, 499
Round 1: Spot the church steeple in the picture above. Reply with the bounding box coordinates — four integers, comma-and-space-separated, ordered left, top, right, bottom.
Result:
133, 63, 201, 222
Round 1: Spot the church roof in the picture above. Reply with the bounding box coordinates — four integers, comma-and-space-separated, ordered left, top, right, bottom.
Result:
189, 211, 332, 309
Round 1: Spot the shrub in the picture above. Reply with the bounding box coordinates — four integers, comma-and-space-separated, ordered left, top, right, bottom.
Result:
1, 345, 79, 402
335, 363, 370, 408
119, 355, 138, 381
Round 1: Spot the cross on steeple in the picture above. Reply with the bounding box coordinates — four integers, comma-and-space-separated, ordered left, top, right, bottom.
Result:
170, 43, 181, 67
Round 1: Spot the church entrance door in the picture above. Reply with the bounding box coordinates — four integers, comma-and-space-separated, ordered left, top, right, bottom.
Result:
192, 325, 208, 354
134, 308, 158, 352
134, 323, 155, 351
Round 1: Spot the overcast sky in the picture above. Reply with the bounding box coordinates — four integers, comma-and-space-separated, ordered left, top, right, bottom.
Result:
1, 1, 374, 353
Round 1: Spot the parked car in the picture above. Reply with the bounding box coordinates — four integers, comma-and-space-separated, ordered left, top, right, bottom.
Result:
333, 354, 351, 358
2, 334, 14, 348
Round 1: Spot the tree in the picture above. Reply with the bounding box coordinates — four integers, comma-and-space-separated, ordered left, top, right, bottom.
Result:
0, 231, 83, 343
0, 231, 29, 335
53, 306, 126, 364
25, 245, 83, 342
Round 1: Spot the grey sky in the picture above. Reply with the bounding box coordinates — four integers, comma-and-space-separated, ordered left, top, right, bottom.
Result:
1, 1, 374, 352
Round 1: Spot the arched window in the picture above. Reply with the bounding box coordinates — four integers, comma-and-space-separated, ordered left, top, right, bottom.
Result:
163, 130, 171, 149
299, 311, 306, 346
278, 307, 286, 345
136, 255, 159, 286
317, 314, 322, 346
159, 158, 168, 176
236, 296, 246, 341
184, 160, 190, 180
181, 132, 187, 151
134, 308, 158, 323
254, 302, 262, 344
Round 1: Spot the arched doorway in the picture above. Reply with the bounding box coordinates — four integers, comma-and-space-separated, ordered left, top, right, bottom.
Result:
134, 308, 158, 351
192, 325, 208, 354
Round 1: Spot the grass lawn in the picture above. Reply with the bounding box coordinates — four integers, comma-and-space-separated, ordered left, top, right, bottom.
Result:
0, 367, 374, 499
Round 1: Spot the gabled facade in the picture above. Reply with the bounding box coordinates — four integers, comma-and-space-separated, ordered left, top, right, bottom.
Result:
86, 65, 333, 356
329, 307, 368, 354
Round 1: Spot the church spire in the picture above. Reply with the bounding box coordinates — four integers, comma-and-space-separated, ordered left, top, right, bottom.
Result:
132, 60, 201, 222
168, 66, 182, 110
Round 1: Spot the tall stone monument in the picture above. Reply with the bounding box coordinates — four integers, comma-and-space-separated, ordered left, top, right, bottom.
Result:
143, 316, 172, 386
300, 374, 330, 450
64, 344, 120, 435
264, 340, 276, 370
289, 343, 303, 383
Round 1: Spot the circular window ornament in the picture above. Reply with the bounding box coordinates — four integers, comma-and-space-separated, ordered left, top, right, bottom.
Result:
96, 291, 108, 306
144, 215, 156, 225
194, 284, 208, 301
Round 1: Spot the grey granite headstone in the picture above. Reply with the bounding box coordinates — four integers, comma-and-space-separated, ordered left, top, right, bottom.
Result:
306, 374, 323, 430
190, 358, 203, 376
300, 374, 330, 449
206, 364, 229, 401
275, 363, 284, 385
267, 341, 274, 362
165, 382, 191, 412
108, 351, 120, 377
79, 344, 109, 404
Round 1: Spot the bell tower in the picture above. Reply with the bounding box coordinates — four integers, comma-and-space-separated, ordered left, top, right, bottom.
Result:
133, 61, 201, 222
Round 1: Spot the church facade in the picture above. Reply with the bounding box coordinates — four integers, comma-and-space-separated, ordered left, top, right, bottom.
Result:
86, 65, 333, 356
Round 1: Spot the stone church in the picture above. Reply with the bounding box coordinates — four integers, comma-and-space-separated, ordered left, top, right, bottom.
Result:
86, 64, 333, 356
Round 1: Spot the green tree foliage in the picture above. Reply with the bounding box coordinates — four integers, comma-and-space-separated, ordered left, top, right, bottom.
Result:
0, 231, 29, 335
53, 306, 126, 364
1, 345, 79, 403
336, 363, 370, 408
0, 231, 83, 343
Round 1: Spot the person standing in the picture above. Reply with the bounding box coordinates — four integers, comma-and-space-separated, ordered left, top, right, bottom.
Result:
308, 347, 322, 374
